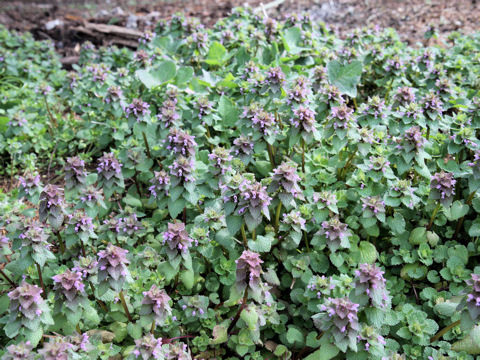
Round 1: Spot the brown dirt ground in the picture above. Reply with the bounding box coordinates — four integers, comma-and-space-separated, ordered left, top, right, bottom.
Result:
0, 0, 479, 56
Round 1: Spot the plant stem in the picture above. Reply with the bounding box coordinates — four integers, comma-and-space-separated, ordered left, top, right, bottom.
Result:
0, 268, 15, 288
340, 150, 357, 179
55, 231, 65, 254
44, 95, 58, 127
430, 319, 460, 343
183, 207, 187, 223
150, 320, 156, 334
119, 290, 134, 323
241, 224, 248, 248
385, 78, 394, 101
353, 98, 358, 110
274, 202, 282, 235
267, 143, 276, 168
427, 202, 441, 230
88, 281, 109, 313
426, 126, 430, 140
252, 228, 256, 241
76, 324, 82, 334
301, 138, 305, 173
36, 263, 47, 298
303, 230, 310, 252
142, 132, 152, 160
227, 288, 248, 334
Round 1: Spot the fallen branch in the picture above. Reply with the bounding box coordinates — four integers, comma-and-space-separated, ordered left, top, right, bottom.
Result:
253, 0, 285, 14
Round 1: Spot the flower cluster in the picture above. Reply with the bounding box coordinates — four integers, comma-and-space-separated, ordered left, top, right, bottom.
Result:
162, 221, 193, 255
97, 243, 131, 292
115, 212, 143, 236
52, 269, 86, 309
317, 217, 351, 252
270, 162, 303, 206
397, 126, 425, 153
329, 104, 355, 129
250, 109, 277, 136
464, 273, 480, 320
39, 184, 64, 228
361, 196, 386, 217
288, 76, 311, 103
166, 128, 197, 157
3, 341, 35, 360
140, 285, 172, 326
236, 178, 272, 230
232, 135, 254, 161
66, 210, 95, 238
290, 105, 317, 136
96, 152, 123, 185
235, 250, 264, 300
18, 171, 41, 196
169, 156, 195, 183
395, 86, 415, 105
157, 98, 180, 128
195, 96, 213, 118
149, 170, 170, 198
131, 334, 164, 360
312, 297, 361, 352
208, 146, 233, 175
354, 263, 390, 308
125, 100, 151, 121
64, 156, 87, 189
430, 171, 456, 206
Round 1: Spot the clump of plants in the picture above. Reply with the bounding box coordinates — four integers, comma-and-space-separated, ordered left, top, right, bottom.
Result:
1, 6, 480, 359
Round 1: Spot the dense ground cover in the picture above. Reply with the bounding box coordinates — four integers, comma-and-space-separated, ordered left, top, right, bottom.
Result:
1, 7, 480, 359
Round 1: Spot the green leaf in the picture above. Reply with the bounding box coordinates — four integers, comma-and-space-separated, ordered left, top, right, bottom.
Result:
175, 66, 194, 85
409, 227, 427, 245
210, 325, 228, 345
434, 301, 459, 317
226, 215, 243, 236
123, 194, 142, 208
327, 60, 363, 97
452, 325, 480, 354
304, 343, 340, 360
353, 241, 378, 264
0, 116, 8, 132
109, 321, 127, 343
127, 322, 143, 340
136, 61, 177, 88
248, 234, 272, 253
282, 27, 304, 55
389, 212, 406, 234
446, 200, 469, 221
180, 269, 195, 290
205, 41, 227, 65
168, 198, 185, 219
218, 96, 238, 126
286, 326, 304, 346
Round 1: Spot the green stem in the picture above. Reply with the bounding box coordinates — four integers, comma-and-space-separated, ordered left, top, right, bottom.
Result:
385, 78, 394, 101
0, 268, 15, 288
241, 224, 248, 248
430, 319, 460, 343
427, 203, 441, 230
55, 231, 65, 254
227, 287, 248, 334
340, 150, 357, 179
44, 95, 57, 127
303, 230, 310, 252
274, 202, 282, 234
252, 228, 256, 241
150, 320, 156, 334
76, 324, 82, 334
119, 291, 134, 323
426, 126, 430, 140
301, 138, 305, 174
353, 98, 358, 110
36, 263, 47, 298
142, 132, 152, 160
267, 143, 276, 168
88, 281, 109, 313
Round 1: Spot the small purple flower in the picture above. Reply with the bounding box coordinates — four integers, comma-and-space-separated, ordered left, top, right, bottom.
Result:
250, 109, 277, 136
39, 184, 64, 211
397, 126, 426, 152
125, 98, 151, 121
97, 152, 123, 181
354, 264, 390, 308
465, 273, 480, 321
312, 297, 360, 352
195, 96, 213, 118
422, 91, 444, 114
132, 334, 164, 360
149, 170, 170, 198
288, 76, 311, 103
266, 66, 285, 86
97, 243, 130, 291
52, 269, 85, 308
169, 156, 195, 182
233, 135, 254, 157
317, 217, 351, 252
115, 213, 143, 236
162, 221, 193, 254
270, 162, 303, 202
361, 196, 386, 217
67, 210, 95, 235
166, 128, 197, 157
3, 341, 35, 360
208, 147, 233, 175
237, 178, 272, 228
329, 104, 355, 129
72, 256, 98, 280
236, 250, 264, 299
395, 87, 416, 105
18, 171, 41, 195
38, 338, 75, 360
65, 156, 87, 189
8, 281, 45, 320
157, 99, 180, 128
430, 171, 456, 206
290, 106, 317, 135
141, 285, 172, 325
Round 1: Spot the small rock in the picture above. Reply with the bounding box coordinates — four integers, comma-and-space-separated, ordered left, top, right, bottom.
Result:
126, 14, 138, 29
45, 19, 64, 31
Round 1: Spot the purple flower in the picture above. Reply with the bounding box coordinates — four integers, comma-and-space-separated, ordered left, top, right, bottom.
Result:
270, 162, 303, 204
39, 184, 64, 226
52, 269, 85, 308
290, 106, 317, 134
19, 222, 52, 254
288, 76, 311, 103
3, 341, 35, 360
265, 66, 285, 91
166, 128, 197, 157
236, 250, 264, 299
430, 171, 456, 206
72, 256, 98, 280
312, 297, 360, 352
208, 147, 233, 175
422, 91, 444, 114
398, 126, 426, 152
363, 96, 386, 119
282, 210, 306, 230
115, 213, 143, 236
329, 104, 355, 129
465, 273, 480, 321
97, 243, 130, 291
169, 156, 195, 182
65, 156, 87, 189
125, 98, 151, 121
354, 264, 390, 308
263, 18, 278, 40
149, 170, 170, 198
133, 334, 164, 360
395, 86, 416, 105
317, 217, 351, 252
157, 99, 180, 128
67, 210, 95, 236
162, 222, 193, 254
195, 96, 213, 118
18, 171, 41, 195
233, 135, 254, 158
79, 186, 104, 205
313, 191, 337, 208
8, 281, 45, 320
361, 196, 386, 217
141, 285, 172, 325
97, 152, 123, 181
250, 109, 277, 136
38, 338, 74, 360
237, 178, 272, 229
